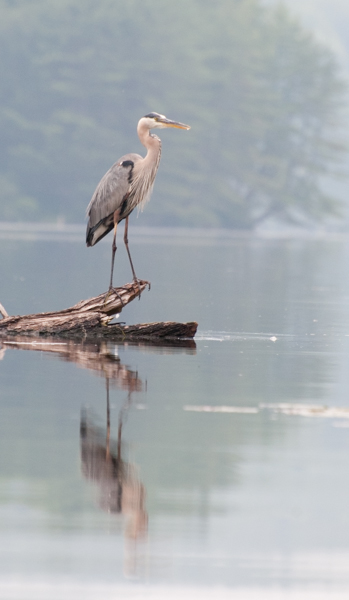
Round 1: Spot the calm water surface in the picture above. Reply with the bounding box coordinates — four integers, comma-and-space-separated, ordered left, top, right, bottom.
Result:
1, 227, 349, 599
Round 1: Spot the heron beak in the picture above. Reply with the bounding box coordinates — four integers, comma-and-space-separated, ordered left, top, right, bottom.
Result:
158, 117, 191, 130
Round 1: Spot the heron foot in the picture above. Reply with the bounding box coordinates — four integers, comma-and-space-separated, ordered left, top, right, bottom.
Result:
133, 278, 151, 299
103, 287, 125, 308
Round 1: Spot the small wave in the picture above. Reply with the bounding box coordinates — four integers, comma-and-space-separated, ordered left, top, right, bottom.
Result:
196, 331, 295, 342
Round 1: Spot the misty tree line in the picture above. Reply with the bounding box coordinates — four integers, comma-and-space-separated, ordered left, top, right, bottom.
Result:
0, 0, 346, 228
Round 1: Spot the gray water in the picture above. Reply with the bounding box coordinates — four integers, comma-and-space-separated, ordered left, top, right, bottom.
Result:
1, 226, 349, 599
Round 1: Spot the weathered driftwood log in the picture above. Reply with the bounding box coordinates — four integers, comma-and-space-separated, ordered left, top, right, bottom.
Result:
0, 281, 198, 340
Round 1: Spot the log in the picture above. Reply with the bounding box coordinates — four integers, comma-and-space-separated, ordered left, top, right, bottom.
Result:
0, 281, 198, 340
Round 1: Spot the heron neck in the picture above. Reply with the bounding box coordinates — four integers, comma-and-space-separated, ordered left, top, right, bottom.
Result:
137, 123, 161, 164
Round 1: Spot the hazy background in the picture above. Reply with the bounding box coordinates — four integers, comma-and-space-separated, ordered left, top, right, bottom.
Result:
0, 0, 348, 231
267, 0, 349, 69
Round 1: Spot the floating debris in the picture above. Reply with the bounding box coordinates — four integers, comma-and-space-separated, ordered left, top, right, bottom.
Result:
183, 402, 349, 420
260, 403, 349, 419
183, 405, 259, 414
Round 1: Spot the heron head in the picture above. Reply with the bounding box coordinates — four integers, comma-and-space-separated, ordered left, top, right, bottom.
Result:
140, 112, 190, 130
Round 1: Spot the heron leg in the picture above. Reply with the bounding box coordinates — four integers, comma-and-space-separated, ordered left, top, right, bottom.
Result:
124, 217, 150, 298
103, 219, 125, 307
123, 216, 137, 281
109, 221, 118, 290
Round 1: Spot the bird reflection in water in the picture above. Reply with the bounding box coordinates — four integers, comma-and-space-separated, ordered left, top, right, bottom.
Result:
80, 375, 147, 576
0, 336, 195, 576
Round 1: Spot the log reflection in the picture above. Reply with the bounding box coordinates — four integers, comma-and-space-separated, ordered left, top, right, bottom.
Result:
0, 336, 196, 372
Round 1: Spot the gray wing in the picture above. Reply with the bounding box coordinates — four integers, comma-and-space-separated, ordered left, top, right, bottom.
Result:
86, 153, 142, 247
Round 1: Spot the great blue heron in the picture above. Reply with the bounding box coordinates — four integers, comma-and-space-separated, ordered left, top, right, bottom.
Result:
86, 112, 190, 292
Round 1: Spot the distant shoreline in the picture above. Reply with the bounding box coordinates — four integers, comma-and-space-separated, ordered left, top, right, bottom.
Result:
0, 222, 347, 243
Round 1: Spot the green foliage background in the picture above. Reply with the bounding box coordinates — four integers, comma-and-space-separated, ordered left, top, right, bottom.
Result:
0, 0, 346, 227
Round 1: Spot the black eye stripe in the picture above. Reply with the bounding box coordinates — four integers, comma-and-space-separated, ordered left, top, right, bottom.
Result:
143, 112, 162, 120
